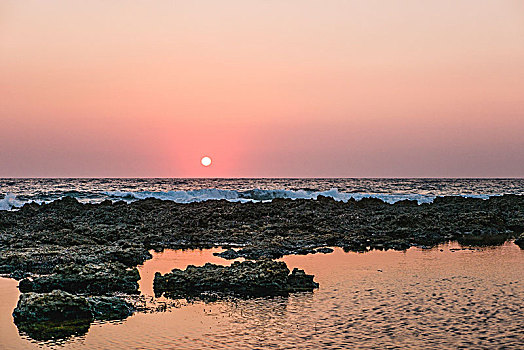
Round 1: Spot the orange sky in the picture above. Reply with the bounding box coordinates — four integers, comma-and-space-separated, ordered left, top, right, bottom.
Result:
1, 0, 524, 177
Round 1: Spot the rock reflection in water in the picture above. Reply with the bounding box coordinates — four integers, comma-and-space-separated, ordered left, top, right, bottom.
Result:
15, 319, 91, 342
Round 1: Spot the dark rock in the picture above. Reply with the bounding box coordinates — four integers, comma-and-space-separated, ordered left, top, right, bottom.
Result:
232, 247, 288, 260
18, 262, 140, 295
315, 247, 334, 254
153, 260, 319, 298
213, 249, 239, 260
18, 202, 41, 212
9, 270, 30, 280
88, 296, 134, 320
100, 200, 113, 206
357, 197, 388, 207
104, 247, 152, 267
515, 234, 524, 249
316, 195, 335, 202
0, 245, 151, 276
294, 247, 316, 255
286, 268, 319, 291
457, 233, 511, 247
383, 240, 411, 251
508, 224, 524, 234
12, 290, 134, 341
13, 290, 93, 324
12, 291, 93, 340
393, 199, 419, 207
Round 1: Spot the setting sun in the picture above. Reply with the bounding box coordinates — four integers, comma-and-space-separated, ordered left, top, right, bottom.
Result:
200, 156, 212, 167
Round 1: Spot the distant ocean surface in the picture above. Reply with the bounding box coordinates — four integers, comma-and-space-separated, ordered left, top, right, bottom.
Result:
1, 178, 524, 210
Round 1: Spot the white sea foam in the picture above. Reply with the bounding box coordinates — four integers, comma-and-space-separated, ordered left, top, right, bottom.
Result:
0, 193, 22, 210
103, 188, 440, 204
103, 188, 245, 203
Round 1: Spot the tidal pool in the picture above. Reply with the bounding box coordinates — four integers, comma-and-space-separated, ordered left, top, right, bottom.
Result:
1, 243, 523, 349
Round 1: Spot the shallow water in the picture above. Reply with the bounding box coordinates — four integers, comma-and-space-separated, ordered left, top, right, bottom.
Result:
1, 243, 523, 349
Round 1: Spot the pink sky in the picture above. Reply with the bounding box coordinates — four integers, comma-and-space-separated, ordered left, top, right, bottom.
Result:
1, 0, 524, 177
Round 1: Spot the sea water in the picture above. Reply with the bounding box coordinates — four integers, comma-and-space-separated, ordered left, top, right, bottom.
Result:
0, 243, 522, 349
2, 178, 524, 210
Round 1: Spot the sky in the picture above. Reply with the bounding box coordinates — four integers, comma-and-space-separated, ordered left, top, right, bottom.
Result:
1, 0, 524, 178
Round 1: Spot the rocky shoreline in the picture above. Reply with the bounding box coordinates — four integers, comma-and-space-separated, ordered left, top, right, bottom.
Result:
2, 195, 523, 272
1, 195, 523, 340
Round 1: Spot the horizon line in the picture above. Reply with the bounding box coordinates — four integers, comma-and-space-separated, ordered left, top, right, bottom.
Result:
1, 177, 524, 180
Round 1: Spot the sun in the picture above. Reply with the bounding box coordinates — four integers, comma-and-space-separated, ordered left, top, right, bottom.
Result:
200, 156, 212, 167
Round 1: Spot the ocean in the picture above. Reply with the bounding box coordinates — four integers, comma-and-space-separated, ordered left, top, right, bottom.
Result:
2, 178, 524, 210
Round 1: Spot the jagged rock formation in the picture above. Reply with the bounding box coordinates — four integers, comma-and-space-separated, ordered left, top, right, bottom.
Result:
154, 260, 319, 298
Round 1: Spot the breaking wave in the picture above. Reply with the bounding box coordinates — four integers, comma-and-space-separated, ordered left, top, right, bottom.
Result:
102, 188, 477, 204
104, 189, 243, 203
0, 188, 495, 211
0, 193, 23, 211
